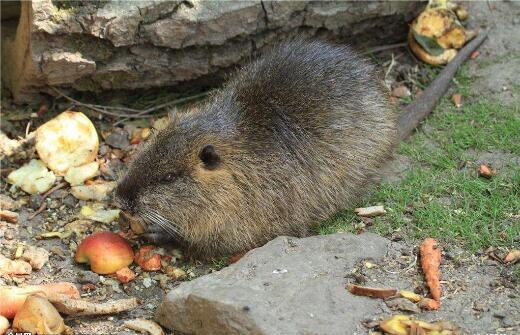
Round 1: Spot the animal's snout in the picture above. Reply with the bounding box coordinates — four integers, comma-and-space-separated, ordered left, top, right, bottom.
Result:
114, 180, 139, 214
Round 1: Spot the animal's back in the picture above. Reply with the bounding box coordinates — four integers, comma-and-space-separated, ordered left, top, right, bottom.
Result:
219, 39, 396, 226
116, 39, 397, 257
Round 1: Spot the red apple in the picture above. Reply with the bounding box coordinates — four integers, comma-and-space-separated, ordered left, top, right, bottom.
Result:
75, 231, 134, 274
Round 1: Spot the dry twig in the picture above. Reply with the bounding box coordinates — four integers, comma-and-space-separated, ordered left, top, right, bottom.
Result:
48, 294, 139, 316
28, 182, 67, 220
51, 87, 209, 125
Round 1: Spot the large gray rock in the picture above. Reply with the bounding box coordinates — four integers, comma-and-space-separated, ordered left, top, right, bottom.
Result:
1, 0, 423, 102
156, 233, 389, 335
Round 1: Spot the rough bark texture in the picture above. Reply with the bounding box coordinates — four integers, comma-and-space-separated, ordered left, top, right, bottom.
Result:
1, 0, 424, 103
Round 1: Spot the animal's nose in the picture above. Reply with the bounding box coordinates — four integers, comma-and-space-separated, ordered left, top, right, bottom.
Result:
114, 185, 137, 214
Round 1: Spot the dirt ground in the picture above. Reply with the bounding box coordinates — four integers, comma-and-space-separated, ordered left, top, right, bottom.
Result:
365, 2, 519, 333
0, 1, 518, 335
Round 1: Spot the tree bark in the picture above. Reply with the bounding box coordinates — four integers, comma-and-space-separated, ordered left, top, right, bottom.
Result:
1, 0, 424, 103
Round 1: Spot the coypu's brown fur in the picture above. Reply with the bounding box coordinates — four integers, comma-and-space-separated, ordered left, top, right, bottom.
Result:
115, 39, 397, 257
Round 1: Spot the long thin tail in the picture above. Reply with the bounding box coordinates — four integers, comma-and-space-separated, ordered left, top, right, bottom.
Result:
397, 29, 490, 141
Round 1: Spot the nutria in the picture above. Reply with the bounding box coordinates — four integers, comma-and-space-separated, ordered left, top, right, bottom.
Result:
115, 39, 397, 257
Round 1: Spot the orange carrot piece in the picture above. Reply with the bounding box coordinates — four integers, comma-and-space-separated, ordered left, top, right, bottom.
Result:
418, 297, 441, 310
420, 238, 442, 308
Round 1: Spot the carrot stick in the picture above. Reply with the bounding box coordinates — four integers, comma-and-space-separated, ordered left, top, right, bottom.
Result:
420, 238, 442, 308
418, 298, 441, 310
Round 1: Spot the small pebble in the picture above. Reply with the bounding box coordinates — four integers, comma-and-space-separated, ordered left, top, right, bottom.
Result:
105, 128, 130, 149
142, 277, 153, 288
77, 270, 100, 284
392, 85, 411, 98
50, 189, 68, 199
62, 194, 77, 208
5, 230, 14, 240
501, 316, 515, 327
29, 194, 44, 210
49, 199, 60, 209
385, 297, 421, 313
99, 144, 110, 156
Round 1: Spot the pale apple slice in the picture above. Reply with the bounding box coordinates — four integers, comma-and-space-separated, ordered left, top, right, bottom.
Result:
7, 159, 56, 194
70, 181, 117, 201
64, 161, 100, 186
36, 111, 99, 175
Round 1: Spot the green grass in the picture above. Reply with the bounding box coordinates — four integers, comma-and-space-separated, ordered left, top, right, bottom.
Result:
317, 67, 520, 252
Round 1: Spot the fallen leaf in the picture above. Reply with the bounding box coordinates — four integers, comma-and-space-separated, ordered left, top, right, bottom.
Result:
470, 50, 480, 59
355, 205, 386, 217
380, 315, 459, 335
124, 318, 164, 335
229, 251, 246, 264
347, 283, 397, 298
399, 290, 423, 303
37, 104, 48, 117
451, 93, 462, 108
504, 249, 520, 263
141, 128, 151, 140
478, 164, 497, 178
379, 315, 410, 335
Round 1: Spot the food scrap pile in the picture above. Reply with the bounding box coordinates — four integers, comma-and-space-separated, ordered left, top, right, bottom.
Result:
0, 110, 194, 334
408, 0, 475, 65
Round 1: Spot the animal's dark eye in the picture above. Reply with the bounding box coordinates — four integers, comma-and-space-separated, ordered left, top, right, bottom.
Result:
162, 173, 175, 182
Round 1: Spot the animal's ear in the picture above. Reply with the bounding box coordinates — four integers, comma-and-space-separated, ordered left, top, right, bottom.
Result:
199, 145, 221, 170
